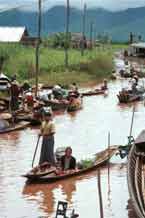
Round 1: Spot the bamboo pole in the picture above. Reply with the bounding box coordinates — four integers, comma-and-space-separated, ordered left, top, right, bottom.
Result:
35, 0, 42, 98
90, 21, 93, 50
97, 169, 104, 218
81, 3, 87, 56
65, 0, 70, 68
129, 105, 135, 143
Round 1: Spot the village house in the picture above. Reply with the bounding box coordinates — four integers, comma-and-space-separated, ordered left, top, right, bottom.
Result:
129, 42, 145, 57
0, 26, 37, 46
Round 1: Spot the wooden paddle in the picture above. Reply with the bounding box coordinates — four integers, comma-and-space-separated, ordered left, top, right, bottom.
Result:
32, 135, 41, 168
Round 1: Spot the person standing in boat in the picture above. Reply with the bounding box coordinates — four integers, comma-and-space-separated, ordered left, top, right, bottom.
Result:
10, 79, 20, 111
39, 109, 55, 165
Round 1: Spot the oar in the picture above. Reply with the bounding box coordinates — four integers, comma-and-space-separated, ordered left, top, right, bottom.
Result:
32, 135, 41, 168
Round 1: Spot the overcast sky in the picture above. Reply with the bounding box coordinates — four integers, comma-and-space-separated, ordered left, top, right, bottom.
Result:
1, 0, 145, 11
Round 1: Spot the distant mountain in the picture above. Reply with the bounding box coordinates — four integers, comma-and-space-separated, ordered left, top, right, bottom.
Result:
0, 6, 145, 42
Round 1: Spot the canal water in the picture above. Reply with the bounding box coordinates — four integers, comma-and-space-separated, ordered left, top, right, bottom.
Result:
0, 79, 145, 218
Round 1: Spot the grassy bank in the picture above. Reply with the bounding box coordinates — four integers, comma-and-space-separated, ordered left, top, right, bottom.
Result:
0, 43, 127, 86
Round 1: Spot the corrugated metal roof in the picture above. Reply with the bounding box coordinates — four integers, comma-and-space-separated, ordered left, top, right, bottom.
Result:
131, 42, 145, 49
0, 26, 26, 42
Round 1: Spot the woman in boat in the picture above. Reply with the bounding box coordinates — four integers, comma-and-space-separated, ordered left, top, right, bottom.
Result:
39, 109, 55, 165
61, 147, 76, 171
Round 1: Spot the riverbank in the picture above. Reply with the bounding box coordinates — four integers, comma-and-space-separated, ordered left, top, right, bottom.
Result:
0, 43, 127, 86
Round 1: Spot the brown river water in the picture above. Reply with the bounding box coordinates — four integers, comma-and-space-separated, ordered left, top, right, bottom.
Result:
0, 79, 145, 218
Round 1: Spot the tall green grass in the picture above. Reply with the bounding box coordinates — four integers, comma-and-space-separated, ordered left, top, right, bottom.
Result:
0, 43, 123, 85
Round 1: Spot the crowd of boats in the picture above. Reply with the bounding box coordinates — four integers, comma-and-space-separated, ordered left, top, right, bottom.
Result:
1, 54, 145, 217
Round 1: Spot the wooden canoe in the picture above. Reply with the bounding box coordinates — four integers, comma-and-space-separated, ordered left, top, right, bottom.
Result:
23, 146, 118, 184
127, 130, 145, 218
0, 121, 30, 134
117, 93, 142, 103
82, 89, 106, 97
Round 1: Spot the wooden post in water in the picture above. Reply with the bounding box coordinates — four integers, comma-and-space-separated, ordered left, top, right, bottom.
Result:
81, 3, 87, 56
65, 0, 70, 68
35, 0, 42, 98
97, 169, 104, 218
108, 132, 111, 194
129, 105, 135, 138
89, 21, 93, 50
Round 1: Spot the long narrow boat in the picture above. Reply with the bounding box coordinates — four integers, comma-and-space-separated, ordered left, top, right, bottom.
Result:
0, 121, 30, 134
82, 89, 106, 97
127, 130, 145, 218
23, 146, 118, 184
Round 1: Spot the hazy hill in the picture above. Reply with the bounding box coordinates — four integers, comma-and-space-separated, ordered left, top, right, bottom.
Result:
0, 6, 145, 41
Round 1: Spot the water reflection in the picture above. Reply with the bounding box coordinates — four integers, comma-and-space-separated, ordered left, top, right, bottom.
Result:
22, 163, 127, 218
23, 177, 79, 217
0, 131, 20, 146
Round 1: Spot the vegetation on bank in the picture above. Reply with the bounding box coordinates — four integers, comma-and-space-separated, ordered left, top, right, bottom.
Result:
0, 43, 127, 86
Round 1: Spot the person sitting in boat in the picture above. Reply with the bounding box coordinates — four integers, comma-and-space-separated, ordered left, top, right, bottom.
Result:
21, 81, 31, 92
130, 75, 139, 94
52, 84, 63, 100
24, 91, 34, 110
69, 83, 79, 97
70, 83, 78, 92
39, 109, 55, 165
101, 79, 108, 91
61, 147, 76, 171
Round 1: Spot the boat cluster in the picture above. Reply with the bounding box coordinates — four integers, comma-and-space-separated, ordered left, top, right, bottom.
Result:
114, 54, 145, 103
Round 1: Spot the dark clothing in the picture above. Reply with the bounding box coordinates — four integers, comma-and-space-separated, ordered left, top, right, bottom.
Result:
10, 83, 20, 111
11, 84, 20, 98
10, 96, 19, 111
39, 135, 55, 165
61, 155, 76, 171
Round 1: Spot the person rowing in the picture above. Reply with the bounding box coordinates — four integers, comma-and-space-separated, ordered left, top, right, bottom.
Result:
60, 147, 76, 171
39, 108, 55, 165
